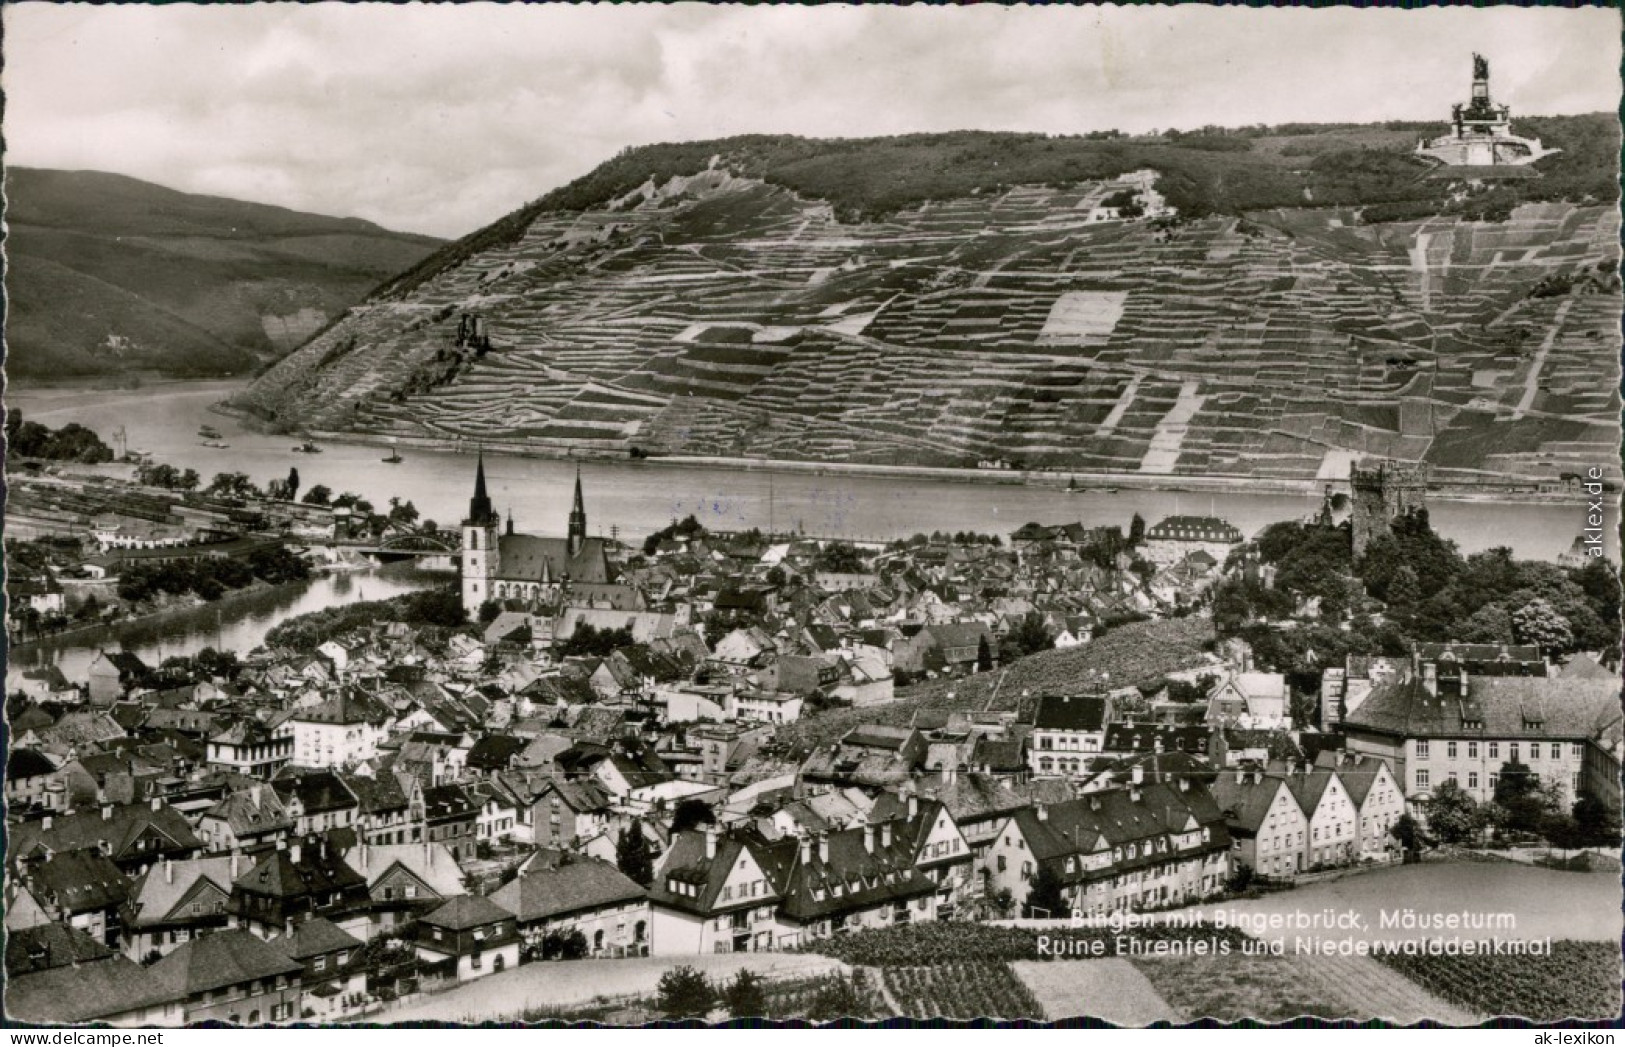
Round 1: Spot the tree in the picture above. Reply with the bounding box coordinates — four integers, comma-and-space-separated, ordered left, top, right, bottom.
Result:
656, 965, 715, 1019
302, 485, 333, 507
999, 612, 1054, 662
1023, 862, 1068, 918
1421, 780, 1482, 844
1510, 598, 1572, 654
177, 468, 201, 492
1390, 813, 1421, 852
722, 969, 767, 1019
813, 541, 866, 574
616, 820, 654, 886
286, 467, 301, 503
477, 600, 502, 624
388, 497, 421, 528
976, 633, 994, 672
671, 799, 716, 835
1541, 812, 1588, 861
1128, 513, 1146, 546
765, 566, 787, 587
1572, 790, 1621, 848
541, 928, 588, 960
1493, 759, 1557, 835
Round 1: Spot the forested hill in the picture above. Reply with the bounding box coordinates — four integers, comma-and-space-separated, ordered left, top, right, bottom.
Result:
235, 116, 1621, 487
5, 168, 442, 379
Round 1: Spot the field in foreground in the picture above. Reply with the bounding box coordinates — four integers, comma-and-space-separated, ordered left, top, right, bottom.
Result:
1011, 959, 1183, 1024
1375, 941, 1621, 1022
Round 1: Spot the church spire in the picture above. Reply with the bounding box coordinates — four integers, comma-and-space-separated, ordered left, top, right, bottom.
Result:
567, 464, 588, 557
466, 447, 496, 526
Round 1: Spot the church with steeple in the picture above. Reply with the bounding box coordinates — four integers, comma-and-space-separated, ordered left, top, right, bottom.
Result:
460, 451, 615, 616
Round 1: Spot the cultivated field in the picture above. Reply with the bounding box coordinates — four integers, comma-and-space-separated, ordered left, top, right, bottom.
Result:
1011, 959, 1183, 1025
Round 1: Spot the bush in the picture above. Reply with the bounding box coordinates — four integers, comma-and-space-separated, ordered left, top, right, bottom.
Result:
656, 965, 716, 1019
722, 969, 768, 1019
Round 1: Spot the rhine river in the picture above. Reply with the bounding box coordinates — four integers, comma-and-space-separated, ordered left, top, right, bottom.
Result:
7, 379, 1609, 677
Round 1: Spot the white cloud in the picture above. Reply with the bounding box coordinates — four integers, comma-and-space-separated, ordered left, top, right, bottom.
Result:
3, 2, 1617, 238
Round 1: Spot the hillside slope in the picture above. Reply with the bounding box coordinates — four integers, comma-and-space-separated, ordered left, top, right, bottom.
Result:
234, 122, 1621, 485
3, 168, 443, 378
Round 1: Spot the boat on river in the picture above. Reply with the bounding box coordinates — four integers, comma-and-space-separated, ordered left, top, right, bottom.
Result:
382, 450, 404, 464
292, 441, 323, 454
198, 425, 222, 440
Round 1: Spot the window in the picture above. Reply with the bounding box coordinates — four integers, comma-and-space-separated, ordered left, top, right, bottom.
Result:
1572, 773, 1582, 792
1572, 743, 1584, 759
1467, 741, 1478, 759
1416, 770, 1430, 789
1447, 772, 1458, 786
997, 855, 1007, 873
1446, 741, 1457, 759
1415, 740, 1430, 759
1489, 773, 1499, 790
1551, 743, 1562, 761
471, 952, 483, 970
1467, 772, 1479, 790
313, 956, 327, 972
1488, 742, 1499, 760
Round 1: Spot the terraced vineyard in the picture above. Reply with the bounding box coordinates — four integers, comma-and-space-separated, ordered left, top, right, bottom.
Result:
238, 138, 1621, 485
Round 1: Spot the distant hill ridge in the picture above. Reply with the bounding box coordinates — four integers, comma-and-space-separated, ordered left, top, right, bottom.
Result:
235, 119, 1621, 487
4, 167, 443, 379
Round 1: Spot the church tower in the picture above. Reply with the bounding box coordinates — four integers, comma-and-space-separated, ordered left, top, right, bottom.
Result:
567, 465, 588, 558
462, 449, 501, 616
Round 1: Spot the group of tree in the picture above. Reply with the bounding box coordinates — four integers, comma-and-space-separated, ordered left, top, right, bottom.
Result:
812, 541, 868, 575
135, 462, 202, 491
1215, 513, 1618, 673
615, 821, 655, 886
6, 413, 115, 463
262, 584, 468, 652
560, 622, 637, 658
643, 515, 710, 556
115, 545, 312, 604
655, 966, 872, 1021
999, 611, 1057, 663
1415, 761, 1619, 851
888, 531, 1005, 550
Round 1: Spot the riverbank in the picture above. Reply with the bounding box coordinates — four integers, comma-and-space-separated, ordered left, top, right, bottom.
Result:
208, 402, 1590, 508
9, 574, 295, 657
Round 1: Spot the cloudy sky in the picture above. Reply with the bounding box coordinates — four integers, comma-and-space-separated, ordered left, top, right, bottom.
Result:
4, 3, 1618, 238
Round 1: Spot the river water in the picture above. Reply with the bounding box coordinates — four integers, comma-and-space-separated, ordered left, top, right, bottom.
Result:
5, 379, 1610, 679
9, 563, 438, 682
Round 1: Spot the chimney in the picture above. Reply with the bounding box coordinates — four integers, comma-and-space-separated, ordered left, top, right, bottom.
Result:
817, 833, 829, 864
1178, 776, 1190, 792
42, 816, 52, 831
944, 766, 958, 787
151, 796, 163, 812
863, 824, 875, 853
906, 788, 919, 821
252, 786, 262, 807
1129, 786, 1142, 803
798, 833, 812, 865
290, 843, 302, 864
1131, 765, 1144, 786
1036, 804, 1048, 822
231, 850, 241, 878
1235, 768, 1245, 785
101, 804, 113, 821
704, 827, 718, 859
1089, 795, 1101, 811
426, 841, 434, 866
880, 821, 893, 848
165, 859, 174, 884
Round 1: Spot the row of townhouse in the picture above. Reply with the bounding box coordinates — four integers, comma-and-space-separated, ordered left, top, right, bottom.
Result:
1208, 752, 1405, 879
644, 771, 1231, 954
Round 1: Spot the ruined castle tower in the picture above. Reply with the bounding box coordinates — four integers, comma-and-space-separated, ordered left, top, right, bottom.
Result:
1350, 459, 1430, 557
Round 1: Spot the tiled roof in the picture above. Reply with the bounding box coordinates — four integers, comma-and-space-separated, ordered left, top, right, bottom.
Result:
5, 923, 114, 977
273, 916, 363, 960
1344, 675, 1622, 741
1032, 694, 1110, 731
148, 929, 302, 996
6, 954, 172, 1022
490, 857, 646, 922
422, 893, 513, 931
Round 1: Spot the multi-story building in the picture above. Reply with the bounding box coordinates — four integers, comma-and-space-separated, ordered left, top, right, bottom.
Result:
1209, 768, 1309, 879
289, 692, 392, 769
1314, 751, 1405, 856
1141, 515, 1243, 567
983, 773, 1230, 916
1342, 672, 1621, 810
490, 856, 650, 958
145, 929, 303, 1025
1028, 694, 1113, 776
1273, 761, 1360, 869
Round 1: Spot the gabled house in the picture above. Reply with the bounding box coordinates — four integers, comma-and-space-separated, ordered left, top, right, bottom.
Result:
9, 799, 202, 873
648, 828, 790, 955
1205, 672, 1289, 728
1313, 751, 1405, 857
199, 785, 294, 852
1028, 694, 1114, 776
290, 691, 393, 768
413, 895, 520, 983
122, 855, 243, 961
229, 840, 372, 941
1209, 767, 1308, 880
271, 917, 365, 1021
24, 848, 132, 946
1271, 761, 1360, 870
344, 841, 467, 934
528, 778, 615, 849
422, 782, 480, 862
273, 770, 360, 836
207, 720, 294, 780
489, 855, 650, 959
344, 770, 421, 846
